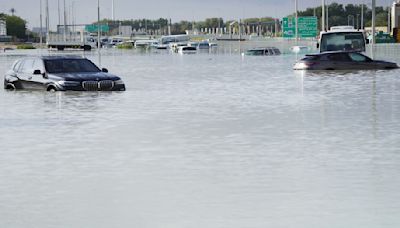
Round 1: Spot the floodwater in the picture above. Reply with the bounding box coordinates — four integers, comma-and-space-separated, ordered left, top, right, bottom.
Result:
1, 45, 400, 228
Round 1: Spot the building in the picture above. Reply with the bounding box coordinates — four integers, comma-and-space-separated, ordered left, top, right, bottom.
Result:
32, 27, 48, 36
392, 1, 400, 31
0, 19, 12, 42
0, 19, 6, 36
118, 25, 132, 37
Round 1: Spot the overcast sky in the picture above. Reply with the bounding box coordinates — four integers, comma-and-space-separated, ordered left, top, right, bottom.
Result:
0, 0, 394, 29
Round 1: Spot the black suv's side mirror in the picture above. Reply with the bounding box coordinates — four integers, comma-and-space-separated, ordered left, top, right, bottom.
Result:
33, 69, 42, 75
316, 43, 320, 49
365, 39, 370, 44
101, 68, 108, 73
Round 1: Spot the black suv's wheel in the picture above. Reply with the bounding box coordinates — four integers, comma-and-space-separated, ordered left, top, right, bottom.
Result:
47, 85, 58, 92
4, 80, 16, 90
83, 45, 91, 51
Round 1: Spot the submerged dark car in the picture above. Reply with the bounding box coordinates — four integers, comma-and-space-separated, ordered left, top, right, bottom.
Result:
4, 56, 125, 91
244, 47, 281, 56
293, 51, 399, 70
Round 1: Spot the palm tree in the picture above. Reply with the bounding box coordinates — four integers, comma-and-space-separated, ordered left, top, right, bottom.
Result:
10, 8, 16, 16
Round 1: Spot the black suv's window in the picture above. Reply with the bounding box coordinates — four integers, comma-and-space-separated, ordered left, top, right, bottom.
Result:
327, 53, 351, 61
247, 50, 264, 55
348, 53, 371, 62
13, 60, 22, 72
32, 59, 44, 72
44, 59, 100, 73
20, 59, 34, 73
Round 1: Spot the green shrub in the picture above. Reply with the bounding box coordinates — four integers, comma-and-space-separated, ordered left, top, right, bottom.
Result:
116, 42, 133, 49
16, 44, 36, 49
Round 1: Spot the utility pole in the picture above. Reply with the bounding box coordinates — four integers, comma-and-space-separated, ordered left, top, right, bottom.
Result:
326, 3, 329, 29
168, 18, 171, 35
112, 0, 115, 21
361, 4, 364, 30
387, 6, 391, 34
295, 0, 298, 42
40, 0, 43, 47
63, 0, 67, 42
357, 14, 360, 30
372, 0, 376, 45
46, 0, 49, 42
58, 0, 61, 26
97, 0, 101, 66
322, 0, 325, 31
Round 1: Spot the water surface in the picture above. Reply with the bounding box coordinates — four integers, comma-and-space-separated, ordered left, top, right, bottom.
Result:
1, 46, 400, 228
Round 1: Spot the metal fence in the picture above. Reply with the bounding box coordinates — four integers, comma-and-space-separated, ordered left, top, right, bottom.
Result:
366, 43, 400, 60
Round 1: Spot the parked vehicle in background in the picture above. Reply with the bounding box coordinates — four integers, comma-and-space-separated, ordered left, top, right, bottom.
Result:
47, 35, 97, 51
177, 46, 197, 54
293, 51, 399, 70
4, 56, 126, 91
105, 37, 125, 48
244, 47, 281, 56
159, 35, 190, 45
290, 46, 310, 54
188, 40, 218, 49
318, 26, 367, 53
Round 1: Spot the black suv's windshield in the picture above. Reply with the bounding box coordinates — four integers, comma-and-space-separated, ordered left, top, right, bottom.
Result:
44, 59, 100, 73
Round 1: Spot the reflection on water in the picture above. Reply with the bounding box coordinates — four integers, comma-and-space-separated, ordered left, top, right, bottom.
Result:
1, 48, 400, 228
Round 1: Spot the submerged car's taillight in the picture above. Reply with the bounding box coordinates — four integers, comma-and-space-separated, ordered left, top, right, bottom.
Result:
294, 61, 319, 69
303, 62, 319, 66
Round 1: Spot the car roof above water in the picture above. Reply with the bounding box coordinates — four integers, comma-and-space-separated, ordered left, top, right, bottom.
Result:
249, 47, 279, 51
306, 50, 363, 56
40, 55, 87, 60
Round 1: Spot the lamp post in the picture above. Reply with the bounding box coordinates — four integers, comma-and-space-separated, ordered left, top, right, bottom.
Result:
322, 0, 325, 31
356, 14, 360, 29
97, 0, 101, 66
348, 15, 354, 27
361, 3, 364, 29
372, 0, 376, 45
295, 0, 298, 42
326, 3, 329, 29
39, 0, 43, 47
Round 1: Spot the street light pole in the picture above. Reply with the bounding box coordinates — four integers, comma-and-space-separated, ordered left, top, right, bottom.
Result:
63, 0, 67, 42
322, 0, 325, 31
112, 0, 115, 21
357, 14, 360, 29
372, 0, 376, 45
348, 15, 354, 27
39, 0, 43, 47
326, 3, 329, 29
361, 3, 364, 29
295, 0, 298, 42
97, 0, 101, 66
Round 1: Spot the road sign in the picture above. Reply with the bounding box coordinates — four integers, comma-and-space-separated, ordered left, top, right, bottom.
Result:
282, 16, 318, 38
85, 24, 109, 33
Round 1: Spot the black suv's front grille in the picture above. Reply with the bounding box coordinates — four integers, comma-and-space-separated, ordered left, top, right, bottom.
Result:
82, 80, 114, 91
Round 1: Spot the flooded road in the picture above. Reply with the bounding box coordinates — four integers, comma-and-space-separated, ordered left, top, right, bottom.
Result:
1, 47, 400, 228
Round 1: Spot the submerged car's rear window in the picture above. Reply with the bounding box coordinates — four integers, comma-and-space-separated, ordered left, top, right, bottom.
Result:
44, 59, 100, 73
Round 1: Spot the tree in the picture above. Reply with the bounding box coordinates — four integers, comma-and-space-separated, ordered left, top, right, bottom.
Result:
297, 2, 389, 30
5, 15, 27, 39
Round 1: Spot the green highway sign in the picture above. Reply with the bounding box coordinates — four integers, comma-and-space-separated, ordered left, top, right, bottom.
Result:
282, 16, 318, 38
85, 24, 109, 33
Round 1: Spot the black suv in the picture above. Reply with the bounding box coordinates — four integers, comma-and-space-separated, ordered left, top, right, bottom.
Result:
4, 56, 125, 91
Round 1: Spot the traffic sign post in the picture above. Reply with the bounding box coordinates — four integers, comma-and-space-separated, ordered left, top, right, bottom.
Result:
283, 16, 318, 38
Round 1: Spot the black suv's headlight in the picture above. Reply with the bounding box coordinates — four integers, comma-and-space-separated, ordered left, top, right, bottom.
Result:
114, 79, 124, 85
57, 81, 81, 86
